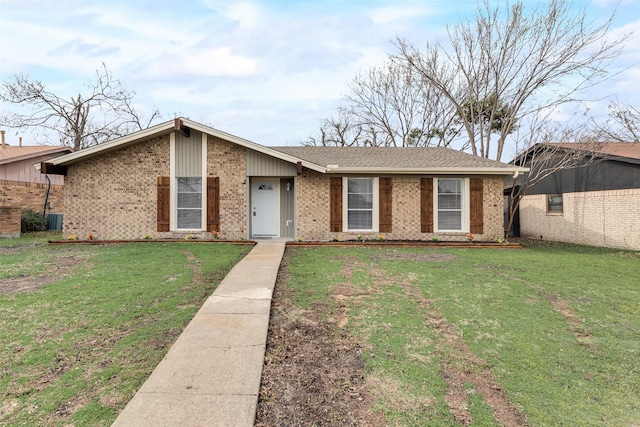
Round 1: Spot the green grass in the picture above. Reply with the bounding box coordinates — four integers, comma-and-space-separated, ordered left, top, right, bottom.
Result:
284, 244, 640, 426
0, 236, 251, 426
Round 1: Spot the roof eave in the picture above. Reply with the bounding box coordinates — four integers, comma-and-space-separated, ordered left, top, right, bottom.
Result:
324, 166, 530, 175
0, 147, 72, 165
50, 121, 176, 166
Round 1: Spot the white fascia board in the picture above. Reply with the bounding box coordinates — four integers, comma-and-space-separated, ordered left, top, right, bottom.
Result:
49, 121, 175, 165
324, 166, 530, 175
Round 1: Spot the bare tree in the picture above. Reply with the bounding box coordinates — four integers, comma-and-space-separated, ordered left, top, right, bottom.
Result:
591, 102, 640, 142
305, 58, 461, 147
395, 0, 630, 161
0, 63, 160, 151
504, 113, 609, 238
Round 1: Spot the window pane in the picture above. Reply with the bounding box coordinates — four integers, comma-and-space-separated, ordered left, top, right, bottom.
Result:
438, 211, 462, 230
348, 211, 372, 230
438, 194, 461, 209
177, 209, 201, 229
348, 193, 372, 209
438, 179, 460, 194
177, 177, 202, 193
348, 178, 373, 194
178, 193, 202, 209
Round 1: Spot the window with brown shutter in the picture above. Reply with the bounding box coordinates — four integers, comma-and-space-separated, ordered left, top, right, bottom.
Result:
329, 177, 342, 232
379, 177, 392, 233
207, 176, 220, 232
157, 176, 170, 232
469, 178, 484, 234
420, 178, 433, 233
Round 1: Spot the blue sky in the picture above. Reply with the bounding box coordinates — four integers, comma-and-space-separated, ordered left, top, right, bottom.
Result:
1, 0, 639, 148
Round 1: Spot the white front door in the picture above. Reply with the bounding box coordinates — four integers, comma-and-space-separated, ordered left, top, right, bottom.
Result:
252, 179, 279, 237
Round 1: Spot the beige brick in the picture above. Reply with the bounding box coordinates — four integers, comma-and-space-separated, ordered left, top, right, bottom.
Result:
520, 189, 640, 250
295, 174, 505, 242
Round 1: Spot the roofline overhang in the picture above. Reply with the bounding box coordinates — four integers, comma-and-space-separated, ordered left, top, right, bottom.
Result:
324, 166, 529, 175
47, 118, 328, 173
48, 120, 176, 166
46, 118, 529, 176
0, 146, 72, 166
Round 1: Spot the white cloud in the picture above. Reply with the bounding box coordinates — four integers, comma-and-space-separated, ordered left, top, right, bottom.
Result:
1, 0, 639, 148
369, 5, 437, 25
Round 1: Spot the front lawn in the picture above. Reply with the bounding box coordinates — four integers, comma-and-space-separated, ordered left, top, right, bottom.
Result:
0, 236, 251, 426
258, 243, 640, 426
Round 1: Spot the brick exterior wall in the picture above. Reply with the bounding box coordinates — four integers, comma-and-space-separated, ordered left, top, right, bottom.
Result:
520, 189, 640, 250
0, 179, 64, 214
0, 206, 21, 238
64, 136, 170, 240
295, 173, 505, 242
481, 176, 505, 240
63, 135, 250, 240
207, 136, 247, 239
296, 169, 331, 240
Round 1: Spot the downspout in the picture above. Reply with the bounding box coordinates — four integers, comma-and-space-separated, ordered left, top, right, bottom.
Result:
43, 174, 51, 218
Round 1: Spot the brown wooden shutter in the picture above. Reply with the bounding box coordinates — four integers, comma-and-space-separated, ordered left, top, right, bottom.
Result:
157, 176, 170, 232
379, 177, 392, 233
207, 176, 220, 232
469, 178, 484, 234
420, 178, 433, 233
329, 177, 343, 232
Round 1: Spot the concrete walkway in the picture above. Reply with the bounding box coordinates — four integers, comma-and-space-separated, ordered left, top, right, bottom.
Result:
112, 240, 286, 427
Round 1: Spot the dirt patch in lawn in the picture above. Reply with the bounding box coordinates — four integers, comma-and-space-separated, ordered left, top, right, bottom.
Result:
255, 253, 385, 426
0, 255, 86, 294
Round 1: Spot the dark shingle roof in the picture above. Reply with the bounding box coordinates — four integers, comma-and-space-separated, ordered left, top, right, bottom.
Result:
545, 142, 640, 161
271, 146, 518, 170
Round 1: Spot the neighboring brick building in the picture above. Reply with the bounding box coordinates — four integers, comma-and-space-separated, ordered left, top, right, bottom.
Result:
515, 142, 640, 250
0, 131, 72, 237
45, 118, 527, 241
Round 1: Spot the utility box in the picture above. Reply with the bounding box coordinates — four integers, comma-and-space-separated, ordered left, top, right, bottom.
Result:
47, 213, 63, 231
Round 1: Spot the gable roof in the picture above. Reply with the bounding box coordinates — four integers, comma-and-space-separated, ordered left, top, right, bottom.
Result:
0, 145, 72, 166
48, 117, 527, 175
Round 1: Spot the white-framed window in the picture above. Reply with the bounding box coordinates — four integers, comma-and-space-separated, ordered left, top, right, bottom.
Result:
177, 177, 202, 229
434, 178, 469, 232
344, 177, 378, 231
547, 194, 563, 213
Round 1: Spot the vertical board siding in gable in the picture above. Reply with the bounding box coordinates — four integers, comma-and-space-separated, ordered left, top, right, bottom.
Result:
420, 178, 433, 233
157, 176, 170, 232
329, 177, 342, 232
379, 177, 393, 232
470, 177, 484, 234
207, 176, 220, 232
175, 130, 202, 176
246, 150, 297, 176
